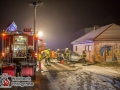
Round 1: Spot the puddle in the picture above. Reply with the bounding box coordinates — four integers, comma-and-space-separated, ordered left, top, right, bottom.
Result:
106, 77, 120, 88
114, 78, 120, 88
101, 75, 120, 89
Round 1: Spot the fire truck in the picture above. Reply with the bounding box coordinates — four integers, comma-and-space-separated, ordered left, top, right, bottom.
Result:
1, 21, 44, 80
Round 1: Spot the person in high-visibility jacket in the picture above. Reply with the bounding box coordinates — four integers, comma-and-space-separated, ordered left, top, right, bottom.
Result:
56, 49, 61, 62
64, 48, 70, 59
81, 49, 86, 66
51, 49, 56, 63
64, 48, 70, 64
44, 49, 51, 65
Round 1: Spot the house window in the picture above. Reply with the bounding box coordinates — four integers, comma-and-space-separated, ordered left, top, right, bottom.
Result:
76, 46, 77, 51
88, 45, 91, 51
85, 45, 91, 51
85, 45, 88, 51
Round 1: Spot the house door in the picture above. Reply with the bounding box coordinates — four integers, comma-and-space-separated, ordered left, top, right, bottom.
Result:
104, 46, 113, 62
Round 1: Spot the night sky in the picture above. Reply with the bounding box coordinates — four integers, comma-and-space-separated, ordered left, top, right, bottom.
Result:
0, 0, 120, 51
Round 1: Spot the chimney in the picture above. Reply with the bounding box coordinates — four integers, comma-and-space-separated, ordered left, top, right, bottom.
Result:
94, 25, 99, 31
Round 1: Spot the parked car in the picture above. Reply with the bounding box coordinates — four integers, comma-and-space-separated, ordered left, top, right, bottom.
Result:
69, 51, 82, 63
59, 49, 82, 63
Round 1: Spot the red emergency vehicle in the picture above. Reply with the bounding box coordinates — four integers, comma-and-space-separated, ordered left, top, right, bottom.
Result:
1, 21, 44, 80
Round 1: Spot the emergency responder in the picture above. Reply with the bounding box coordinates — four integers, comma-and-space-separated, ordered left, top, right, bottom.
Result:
44, 48, 51, 66
81, 49, 86, 66
27, 45, 33, 62
17, 48, 22, 57
56, 49, 61, 62
64, 48, 70, 64
51, 49, 56, 64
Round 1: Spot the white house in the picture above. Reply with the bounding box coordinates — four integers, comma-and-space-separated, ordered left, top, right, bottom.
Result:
71, 23, 120, 63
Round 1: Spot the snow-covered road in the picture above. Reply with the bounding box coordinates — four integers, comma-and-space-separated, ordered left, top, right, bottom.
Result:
42, 62, 120, 90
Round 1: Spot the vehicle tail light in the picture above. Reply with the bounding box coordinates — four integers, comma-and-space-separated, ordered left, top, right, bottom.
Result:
2, 33, 5, 37
2, 53, 5, 57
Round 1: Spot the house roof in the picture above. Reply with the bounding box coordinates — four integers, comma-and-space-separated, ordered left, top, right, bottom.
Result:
71, 23, 113, 44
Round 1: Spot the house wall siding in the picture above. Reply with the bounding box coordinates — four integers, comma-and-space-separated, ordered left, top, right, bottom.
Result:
94, 41, 120, 62
73, 41, 120, 63
72, 24, 120, 63
73, 43, 95, 63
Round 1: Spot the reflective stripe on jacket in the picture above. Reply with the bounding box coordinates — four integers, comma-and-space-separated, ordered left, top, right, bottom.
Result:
66, 53, 70, 58
82, 54, 86, 58
44, 50, 50, 58
56, 53, 61, 57
82, 51, 86, 58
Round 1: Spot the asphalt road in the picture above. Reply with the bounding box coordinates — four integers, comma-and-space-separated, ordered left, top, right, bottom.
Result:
0, 67, 51, 90
0, 61, 120, 90
42, 62, 120, 90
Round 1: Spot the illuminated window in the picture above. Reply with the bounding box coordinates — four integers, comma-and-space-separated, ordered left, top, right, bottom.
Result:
13, 36, 27, 57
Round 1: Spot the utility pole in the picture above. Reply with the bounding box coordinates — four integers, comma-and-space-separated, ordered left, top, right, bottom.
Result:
29, 1, 43, 52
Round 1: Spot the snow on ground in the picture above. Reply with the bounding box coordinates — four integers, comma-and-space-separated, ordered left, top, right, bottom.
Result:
42, 61, 120, 90
75, 64, 120, 78
55, 69, 116, 90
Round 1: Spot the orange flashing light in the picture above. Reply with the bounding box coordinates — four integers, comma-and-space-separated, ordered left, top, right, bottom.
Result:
2, 33, 5, 37
34, 34, 38, 40
2, 53, 5, 57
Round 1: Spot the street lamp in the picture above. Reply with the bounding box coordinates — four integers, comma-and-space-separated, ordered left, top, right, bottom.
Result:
29, 1, 43, 35
29, 1, 43, 52
38, 31, 43, 37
